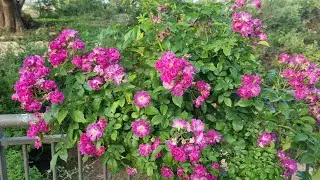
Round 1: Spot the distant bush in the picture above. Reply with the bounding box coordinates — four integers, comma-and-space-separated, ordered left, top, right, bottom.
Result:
7, 150, 47, 180
260, 0, 320, 64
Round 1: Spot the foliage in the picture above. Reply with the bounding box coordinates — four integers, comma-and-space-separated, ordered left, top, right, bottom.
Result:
7, 150, 47, 180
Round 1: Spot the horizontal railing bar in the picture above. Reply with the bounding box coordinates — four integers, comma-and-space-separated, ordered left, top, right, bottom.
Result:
0, 114, 36, 128
0, 134, 64, 146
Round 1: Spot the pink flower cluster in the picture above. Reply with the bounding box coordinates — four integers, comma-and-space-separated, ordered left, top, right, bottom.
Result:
277, 151, 298, 177
233, 0, 261, 9
157, 119, 221, 179
232, 12, 267, 40
257, 132, 276, 147
26, 113, 51, 149
155, 51, 196, 96
131, 119, 150, 138
72, 47, 125, 87
279, 54, 320, 122
12, 55, 64, 112
134, 91, 151, 108
138, 138, 162, 158
193, 81, 211, 108
237, 74, 262, 99
49, 29, 85, 67
78, 118, 107, 156
168, 119, 221, 163
157, 5, 168, 13
126, 167, 138, 176
161, 165, 217, 179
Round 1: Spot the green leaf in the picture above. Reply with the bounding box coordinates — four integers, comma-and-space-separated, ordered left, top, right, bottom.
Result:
301, 153, 315, 164
283, 142, 291, 151
163, 153, 173, 165
224, 98, 232, 107
111, 130, 118, 141
113, 123, 122, 129
206, 114, 216, 122
279, 102, 290, 117
254, 99, 264, 111
71, 110, 86, 123
300, 116, 315, 124
57, 109, 68, 124
160, 105, 168, 115
235, 99, 252, 107
147, 167, 153, 176
152, 115, 164, 125
172, 96, 183, 108
82, 155, 89, 163
215, 122, 225, 130
92, 98, 102, 112
145, 106, 160, 115
225, 134, 236, 144
59, 149, 68, 162
294, 133, 308, 142
107, 158, 118, 172
232, 120, 244, 132
258, 41, 270, 47
50, 154, 59, 170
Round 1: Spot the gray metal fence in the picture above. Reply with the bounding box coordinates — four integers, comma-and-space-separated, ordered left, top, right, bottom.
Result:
0, 114, 129, 180
0, 114, 311, 180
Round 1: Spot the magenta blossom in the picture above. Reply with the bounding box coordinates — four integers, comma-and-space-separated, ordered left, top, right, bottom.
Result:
205, 130, 222, 145
237, 74, 262, 99
133, 91, 151, 108
126, 167, 138, 176
177, 167, 185, 178
155, 51, 196, 96
189, 119, 205, 133
27, 121, 40, 138
257, 132, 276, 147
281, 158, 298, 177
34, 137, 42, 149
97, 118, 107, 129
193, 164, 207, 177
131, 119, 150, 138
193, 81, 211, 108
88, 77, 104, 90
212, 162, 220, 169
138, 143, 152, 157
79, 133, 96, 156
170, 146, 187, 163
72, 39, 85, 50
48, 90, 64, 104
277, 150, 287, 160
235, 0, 247, 7
95, 146, 105, 157
252, 0, 261, 8
161, 166, 174, 179
172, 119, 188, 130
86, 124, 104, 141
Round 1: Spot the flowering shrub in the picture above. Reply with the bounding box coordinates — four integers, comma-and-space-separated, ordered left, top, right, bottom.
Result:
12, 0, 319, 179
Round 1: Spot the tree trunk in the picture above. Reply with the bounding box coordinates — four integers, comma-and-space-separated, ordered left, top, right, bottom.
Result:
0, 2, 4, 29
0, 0, 25, 32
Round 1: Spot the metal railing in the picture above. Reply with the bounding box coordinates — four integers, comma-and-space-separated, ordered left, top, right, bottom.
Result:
0, 114, 130, 180
0, 114, 311, 180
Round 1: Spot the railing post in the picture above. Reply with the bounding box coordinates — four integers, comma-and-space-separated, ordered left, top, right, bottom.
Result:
77, 146, 83, 180
51, 143, 57, 180
0, 128, 8, 180
22, 145, 30, 180
103, 164, 108, 180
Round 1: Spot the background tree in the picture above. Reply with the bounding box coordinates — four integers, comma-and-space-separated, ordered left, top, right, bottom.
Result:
0, 0, 25, 32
